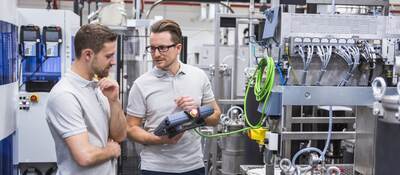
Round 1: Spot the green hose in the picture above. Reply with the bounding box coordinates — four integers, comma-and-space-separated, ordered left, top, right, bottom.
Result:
195, 56, 275, 138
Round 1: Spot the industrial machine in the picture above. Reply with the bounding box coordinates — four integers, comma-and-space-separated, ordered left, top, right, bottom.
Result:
14, 8, 79, 175
191, 0, 400, 175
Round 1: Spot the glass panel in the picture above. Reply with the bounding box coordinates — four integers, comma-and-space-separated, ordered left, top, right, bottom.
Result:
0, 21, 18, 85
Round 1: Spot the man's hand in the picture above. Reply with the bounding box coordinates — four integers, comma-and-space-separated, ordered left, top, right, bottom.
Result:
105, 140, 121, 159
154, 133, 184, 145
98, 78, 119, 102
175, 96, 198, 112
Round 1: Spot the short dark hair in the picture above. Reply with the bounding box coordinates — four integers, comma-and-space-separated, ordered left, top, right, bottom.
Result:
150, 19, 182, 44
74, 23, 117, 58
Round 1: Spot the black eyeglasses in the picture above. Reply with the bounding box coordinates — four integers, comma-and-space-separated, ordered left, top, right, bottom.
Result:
146, 44, 177, 53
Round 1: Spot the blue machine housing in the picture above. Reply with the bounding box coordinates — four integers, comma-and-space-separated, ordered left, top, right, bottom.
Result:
0, 21, 18, 85
0, 20, 18, 175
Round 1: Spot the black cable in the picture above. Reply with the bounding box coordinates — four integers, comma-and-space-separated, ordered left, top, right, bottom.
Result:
367, 61, 375, 86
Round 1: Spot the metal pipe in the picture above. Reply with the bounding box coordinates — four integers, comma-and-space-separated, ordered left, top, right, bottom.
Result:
331, 0, 336, 14
232, 16, 239, 100
219, 2, 234, 14
213, 9, 222, 100
248, 0, 255, 67
136, 0, 141, 19
280, 131, 356, 140
145, 0, 234, 19
218, 99, 244, 105
211, 7, 221, 175
145, 0, 163, 19
291, 117, 356, 123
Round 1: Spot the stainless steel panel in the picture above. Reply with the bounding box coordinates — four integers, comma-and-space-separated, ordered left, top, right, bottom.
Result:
306, 0, 388, 6
218, 99, 244, 105
291, 117, 355, 123
281, 86, 397, 106
354, 107, 376, 175
281, 131, 356, 140
281, 13, 400, 39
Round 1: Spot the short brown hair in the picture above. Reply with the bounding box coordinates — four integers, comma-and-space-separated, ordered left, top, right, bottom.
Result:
74, 23, 117, 58
150, 19, 182, 44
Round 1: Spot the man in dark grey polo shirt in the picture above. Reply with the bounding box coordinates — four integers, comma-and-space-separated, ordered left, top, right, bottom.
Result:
126, 19, 221, 175
46, 24, 127, 175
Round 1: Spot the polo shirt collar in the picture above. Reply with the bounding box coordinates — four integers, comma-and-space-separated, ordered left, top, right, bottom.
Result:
66, 70, 98, 88
152, 62, 187, 78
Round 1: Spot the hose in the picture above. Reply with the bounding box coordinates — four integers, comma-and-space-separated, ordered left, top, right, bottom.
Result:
321, 105, 333, 160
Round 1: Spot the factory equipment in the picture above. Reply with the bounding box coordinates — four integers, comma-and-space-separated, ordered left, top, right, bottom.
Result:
14, 8, 79, 175
42, 26, 62, 58
19, 25, 42, 91
0, 0, 19, 174
192, 1, 400, 175
20, 25, 40, 57
275, 9, 400, 174
19, 25, 63, 92
219, 106, 247, 175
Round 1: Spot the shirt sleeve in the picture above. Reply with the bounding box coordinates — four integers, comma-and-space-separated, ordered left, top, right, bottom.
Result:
46, 92, 87, 139
126, 81, 146, 118
201, 71, 215, 104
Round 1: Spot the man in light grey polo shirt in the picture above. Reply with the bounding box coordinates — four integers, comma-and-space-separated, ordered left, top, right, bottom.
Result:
46, 24, 127, 175
126, 19, 221, 175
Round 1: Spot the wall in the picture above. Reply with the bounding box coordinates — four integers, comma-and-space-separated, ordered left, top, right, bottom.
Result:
17, 0, 251, 64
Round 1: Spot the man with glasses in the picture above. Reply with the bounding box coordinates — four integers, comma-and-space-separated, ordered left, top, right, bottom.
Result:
126, 19, 221, 175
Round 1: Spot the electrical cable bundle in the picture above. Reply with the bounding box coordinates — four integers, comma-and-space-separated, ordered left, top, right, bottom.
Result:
315, 45, 333, 85
298, 45, 314, 85
335, 45, 360, 86
360, 41, 376, 85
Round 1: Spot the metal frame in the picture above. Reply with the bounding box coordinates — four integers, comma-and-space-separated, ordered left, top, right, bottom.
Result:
279, 86, 397, 161
305, 0, 389, 6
